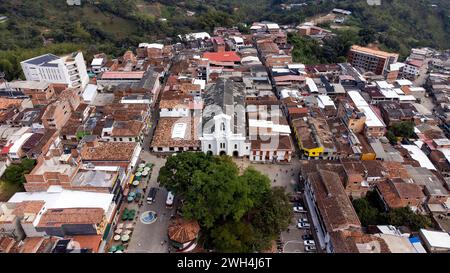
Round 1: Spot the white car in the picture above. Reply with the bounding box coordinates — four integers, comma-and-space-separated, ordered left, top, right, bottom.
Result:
297, 222, 310, 229
305, 245, 316, 252
293, 206, 306, 213
304, 240, 315, 246
298, 218, 308, 223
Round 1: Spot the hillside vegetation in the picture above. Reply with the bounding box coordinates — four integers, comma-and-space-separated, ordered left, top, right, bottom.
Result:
0, 0, 449, 79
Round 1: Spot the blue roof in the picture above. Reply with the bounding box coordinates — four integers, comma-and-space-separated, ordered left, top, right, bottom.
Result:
24, 54, 60, 67
409, 236, 421, 243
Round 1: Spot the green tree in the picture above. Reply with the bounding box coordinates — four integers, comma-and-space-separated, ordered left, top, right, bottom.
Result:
385, 130, 397, 145
182, 156, 255, 228
210, 221, 257, 253
158, 152, 213, 196
158, 153, 293, 252
380, 207, 432, 231
250, 187, 293, 238
389, 121, 415, 138
352, 197, 380, 226
2, 158, 36, 186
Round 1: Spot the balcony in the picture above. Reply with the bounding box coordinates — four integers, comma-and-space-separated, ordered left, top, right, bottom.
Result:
70, 74, 80, 81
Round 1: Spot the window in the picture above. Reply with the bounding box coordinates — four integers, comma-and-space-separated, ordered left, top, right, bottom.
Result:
234, 144, 237, 149
208, 144, 211, 149
221, 122, 225, 131
129, 138, 133, 141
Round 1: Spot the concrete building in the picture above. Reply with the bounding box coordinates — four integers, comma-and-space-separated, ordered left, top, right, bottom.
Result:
419, 229, 450, 253
300, 162, 362, 252
348, 45, 399, 75
21, 52, 89, 89
200, 78, 250, 157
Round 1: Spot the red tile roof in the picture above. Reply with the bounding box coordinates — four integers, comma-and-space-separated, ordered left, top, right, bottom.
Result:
203, 51, 241, 63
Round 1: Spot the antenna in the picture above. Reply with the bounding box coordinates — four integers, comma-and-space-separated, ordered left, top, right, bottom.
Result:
0, 71, 13, 97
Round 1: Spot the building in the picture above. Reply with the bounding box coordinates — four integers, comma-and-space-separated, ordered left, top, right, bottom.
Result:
21, 52, 89, 89
167, 217, 200, 252
6, 187, 114, 238
348, 45, 399, 75
347, 91, 386, 137
150, 116, 201, 153
375, 179, 426, 211
419, 229, 450, 253
300, 162, 362, 252
5, 81, 56, 106
200, 78, 250, 157
67, 0, 81, 5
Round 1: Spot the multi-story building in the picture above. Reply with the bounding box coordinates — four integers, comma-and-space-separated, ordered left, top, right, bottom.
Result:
348, 45, 399, 75
300, 162, 362, 252
21, 52, 89, 89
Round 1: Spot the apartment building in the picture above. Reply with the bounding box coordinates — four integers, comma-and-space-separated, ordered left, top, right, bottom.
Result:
21, 52, 89, 89
348, 45, 399, 75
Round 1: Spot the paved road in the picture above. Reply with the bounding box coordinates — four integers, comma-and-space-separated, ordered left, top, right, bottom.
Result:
127, 152, 170, 253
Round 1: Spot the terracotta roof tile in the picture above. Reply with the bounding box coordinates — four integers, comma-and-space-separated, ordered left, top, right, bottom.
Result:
37, 208, 104, 228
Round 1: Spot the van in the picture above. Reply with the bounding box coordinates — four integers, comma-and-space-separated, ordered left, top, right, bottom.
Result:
166, 191, 174, 208
147, 187, 158, 204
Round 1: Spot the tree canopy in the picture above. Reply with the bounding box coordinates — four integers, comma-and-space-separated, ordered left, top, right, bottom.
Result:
2, 158, 36, 187
158, 152, 292, 252
352, 190, 433, 231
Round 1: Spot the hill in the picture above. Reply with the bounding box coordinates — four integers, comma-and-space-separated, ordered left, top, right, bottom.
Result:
0, 0, 448, 79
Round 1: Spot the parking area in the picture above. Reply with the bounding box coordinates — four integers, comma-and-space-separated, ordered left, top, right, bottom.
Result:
279, 198, 317, 253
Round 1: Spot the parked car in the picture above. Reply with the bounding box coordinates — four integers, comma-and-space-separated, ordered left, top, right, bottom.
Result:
293, 206, 306, 213
147, 187, 158, 204
305, 245, 316, 252
304, 240, 315, 246
302, 234, 313, 240
298, 218, 308, 223
297, 222, 310, 229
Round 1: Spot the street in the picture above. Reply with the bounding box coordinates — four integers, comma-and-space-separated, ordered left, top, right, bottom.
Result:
126, 152, 171, 253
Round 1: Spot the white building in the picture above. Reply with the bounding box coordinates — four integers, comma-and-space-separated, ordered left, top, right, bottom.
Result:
82, 84, 98, 103
67, 0, 81, 6
200, 79, 250, 157
419, 229, 450, 253
21, 52, 89, 89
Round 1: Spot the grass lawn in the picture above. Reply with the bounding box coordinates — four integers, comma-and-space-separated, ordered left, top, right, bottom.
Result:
0, 180, 22, 202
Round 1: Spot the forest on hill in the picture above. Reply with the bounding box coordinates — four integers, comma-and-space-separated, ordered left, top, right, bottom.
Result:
0, 0, 449, 80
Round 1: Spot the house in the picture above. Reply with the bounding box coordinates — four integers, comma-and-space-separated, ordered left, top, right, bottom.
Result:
291, 115, 336, 159
375, 179, 426, 211
79, 140, 141, 172
82, 84, 98, 103
150, 116, 201, 153
419, 229, 450, 253
6, 187, 114, 238
247, 103, 293, 163
7, 132, 34, 161
67, 0, 81, 5
101, 119, 145, 144
21, 52, 89, 89
347, 90, 386, 137
42, 88, 81, 130
6, 81, 56, 106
